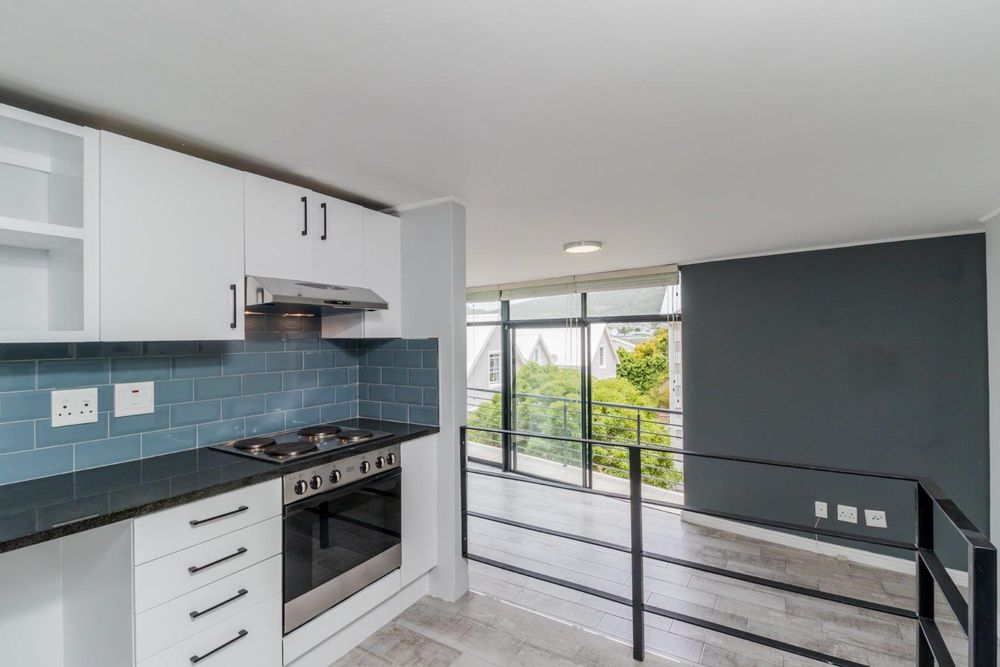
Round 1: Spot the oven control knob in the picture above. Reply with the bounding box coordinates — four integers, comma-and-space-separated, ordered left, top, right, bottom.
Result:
293, 480, 308, 495
386, 452, 397, 465
360, 460, 371, 474
375, 456, 385, 469
310, 475, 323, 490
330, 470, 342, 484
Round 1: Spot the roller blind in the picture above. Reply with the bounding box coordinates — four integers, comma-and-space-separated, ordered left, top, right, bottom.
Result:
467, 264, 678, 302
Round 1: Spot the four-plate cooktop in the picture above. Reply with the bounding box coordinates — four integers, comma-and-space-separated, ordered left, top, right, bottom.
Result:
210, 422, 393, 464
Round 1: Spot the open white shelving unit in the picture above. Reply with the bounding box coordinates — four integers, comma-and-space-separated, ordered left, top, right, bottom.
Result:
0, 104, 99, 341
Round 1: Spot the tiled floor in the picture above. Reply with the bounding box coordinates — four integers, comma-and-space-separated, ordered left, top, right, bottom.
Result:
463, 465, 978, 667
333, 592, 687, 666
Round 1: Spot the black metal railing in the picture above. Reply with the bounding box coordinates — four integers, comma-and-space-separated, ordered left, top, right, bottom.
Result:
467, 387, 684, 490
459, 425, 997, 666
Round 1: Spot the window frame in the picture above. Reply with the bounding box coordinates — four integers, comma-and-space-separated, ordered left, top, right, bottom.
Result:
466, 287, 681, 488
488, 351, 501, 384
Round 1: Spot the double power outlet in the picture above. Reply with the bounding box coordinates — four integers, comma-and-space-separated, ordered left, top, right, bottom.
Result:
50, 382, 155, 427
814, 501, 887, 528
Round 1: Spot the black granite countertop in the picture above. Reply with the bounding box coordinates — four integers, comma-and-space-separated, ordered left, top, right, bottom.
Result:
0, 419, 438, 554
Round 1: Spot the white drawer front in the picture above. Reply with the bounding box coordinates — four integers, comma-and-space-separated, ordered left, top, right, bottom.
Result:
135, 516, 281, 613
134, 479, 281, 565
139, 593, 282, 667
135, 555, 282, 662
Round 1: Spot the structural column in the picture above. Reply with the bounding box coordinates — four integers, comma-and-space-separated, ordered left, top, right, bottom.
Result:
397, 198, 469, 601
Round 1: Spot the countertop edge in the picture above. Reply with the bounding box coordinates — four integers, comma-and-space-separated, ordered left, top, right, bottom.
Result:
0, 425, 439, 555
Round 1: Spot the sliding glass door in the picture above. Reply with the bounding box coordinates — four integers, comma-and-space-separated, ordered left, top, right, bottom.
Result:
509, 323, 588, 486
464, 280, 683, 497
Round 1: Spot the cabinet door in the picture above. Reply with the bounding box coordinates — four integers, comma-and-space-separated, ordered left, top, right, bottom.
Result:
362, 209, 402, 337
400, 434, 438, 586
312, 195, 364, 286
244, 173, 314, 281
100, 133, 244, 341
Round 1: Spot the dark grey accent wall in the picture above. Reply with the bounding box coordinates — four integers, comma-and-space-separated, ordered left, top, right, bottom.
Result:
681, 234, 988, 568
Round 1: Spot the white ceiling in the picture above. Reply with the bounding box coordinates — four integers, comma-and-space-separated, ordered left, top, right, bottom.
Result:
2, 0, 998, 285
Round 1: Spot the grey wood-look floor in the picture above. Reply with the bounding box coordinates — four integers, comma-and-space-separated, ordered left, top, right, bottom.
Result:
334, 593, 685, 666
462, 466, 979, 667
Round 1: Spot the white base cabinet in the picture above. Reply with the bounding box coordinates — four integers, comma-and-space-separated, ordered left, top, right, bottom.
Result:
133, 480, 283, 666
0, 521, 134, 667
401, 434, 438, 585
135, 556, 282, 662
138, 593, 282, 667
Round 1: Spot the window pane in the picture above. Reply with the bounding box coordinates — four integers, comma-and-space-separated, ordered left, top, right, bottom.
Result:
585, 284, 679, 318
467, 300, 501, 323
466, 323, 503, 464
512, 326, 584, 485
591, 321, 684, 499
508, 293, 581, 320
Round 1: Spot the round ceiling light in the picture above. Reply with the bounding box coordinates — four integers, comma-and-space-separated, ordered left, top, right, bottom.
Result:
563, 240, 603, 254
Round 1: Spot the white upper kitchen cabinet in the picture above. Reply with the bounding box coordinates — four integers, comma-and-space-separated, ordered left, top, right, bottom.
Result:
362, 209, 402, 337
311, 194, 364, 286
100, 132, 245, 341
245, 174, 365, 286
0, 104, 99, 342
244, 172, 315, 280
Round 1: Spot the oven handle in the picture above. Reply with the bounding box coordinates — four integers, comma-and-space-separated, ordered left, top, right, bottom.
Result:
284, 467, 401, 511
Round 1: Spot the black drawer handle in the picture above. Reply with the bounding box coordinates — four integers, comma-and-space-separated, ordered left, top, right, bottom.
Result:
188, 547, 247, 574
190, 588, 248, 619
320, 201, 328, 240
301, 195, 308, 235
190, 629, 248, 663
190, 505, 248, 527
229, 284, 237, 329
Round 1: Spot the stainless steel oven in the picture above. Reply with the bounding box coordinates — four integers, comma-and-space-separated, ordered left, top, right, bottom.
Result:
282, 444, 401, 634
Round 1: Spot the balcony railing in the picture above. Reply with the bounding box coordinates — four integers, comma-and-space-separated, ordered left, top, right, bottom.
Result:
467, 386, 683, 490
460, 425, 997, 666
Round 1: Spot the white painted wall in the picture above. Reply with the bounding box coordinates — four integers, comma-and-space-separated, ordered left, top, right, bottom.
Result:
398, 199, 469, 602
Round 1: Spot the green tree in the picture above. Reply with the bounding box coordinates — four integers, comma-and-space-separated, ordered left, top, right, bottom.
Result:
468, 361, 681, 489
615, 328, 669, 404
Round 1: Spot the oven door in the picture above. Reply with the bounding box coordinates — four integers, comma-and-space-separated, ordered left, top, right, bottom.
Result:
283, 467, 402, 634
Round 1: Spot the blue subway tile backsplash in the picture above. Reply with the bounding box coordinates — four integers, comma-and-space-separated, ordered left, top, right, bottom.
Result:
357, 339, 439, 428
0, 319, 438, 485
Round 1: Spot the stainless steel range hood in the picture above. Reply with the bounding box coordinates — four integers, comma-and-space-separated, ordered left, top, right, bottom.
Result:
245, 276, 388, 316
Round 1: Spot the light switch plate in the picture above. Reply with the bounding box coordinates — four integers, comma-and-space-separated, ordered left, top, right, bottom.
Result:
114, 381, 155, 417
51, 388, 99, 427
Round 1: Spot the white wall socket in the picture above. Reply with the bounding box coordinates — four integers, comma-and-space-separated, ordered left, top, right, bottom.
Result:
51, 388, 98, 427
814, 501, 828, 519
837, 504, 858, 524
864, 509, 887, 529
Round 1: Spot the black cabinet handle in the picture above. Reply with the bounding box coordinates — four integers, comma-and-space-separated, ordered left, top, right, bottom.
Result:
190, 588, 248, 619
229, 284, 237, 329
320, 201, 328, 240
188, 547, 247, 574
190, 629, 248, 663
301, 195, 308, 236
190, 505, 248, 527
